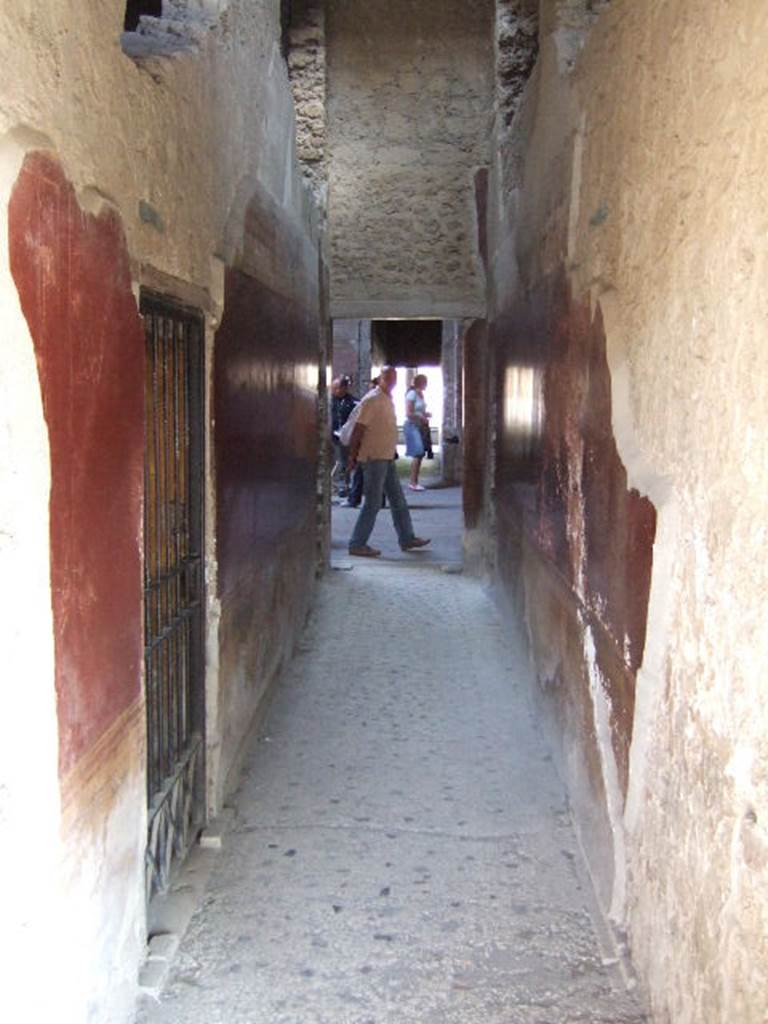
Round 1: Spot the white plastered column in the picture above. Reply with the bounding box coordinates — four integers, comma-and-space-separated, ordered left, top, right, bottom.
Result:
0, 129, 80, 1021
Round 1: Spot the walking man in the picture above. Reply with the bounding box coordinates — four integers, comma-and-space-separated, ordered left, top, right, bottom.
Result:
347, 366, 430, 558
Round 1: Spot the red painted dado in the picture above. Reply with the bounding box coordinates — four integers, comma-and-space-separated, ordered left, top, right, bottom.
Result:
496, 272, 656, 672
494, 270, 657, 793
9, 153, 145, 776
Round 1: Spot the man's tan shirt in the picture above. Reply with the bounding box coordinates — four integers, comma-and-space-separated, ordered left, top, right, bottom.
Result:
355, 387, 398, 461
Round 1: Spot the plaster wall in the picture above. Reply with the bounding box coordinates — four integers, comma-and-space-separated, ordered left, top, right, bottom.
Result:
326, 0, 494, 319
213, 242, 320, 802
0, 3, 323, 1022
7, 152, 148, 1021
490, 1, 768, 1019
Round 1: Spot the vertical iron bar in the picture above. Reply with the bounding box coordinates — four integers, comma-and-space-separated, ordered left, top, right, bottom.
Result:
144, 312, 156, 799
179, 319, 191, 747
173, 318, 184, 757
160, 312, 171, 782
151, 310, 164, 798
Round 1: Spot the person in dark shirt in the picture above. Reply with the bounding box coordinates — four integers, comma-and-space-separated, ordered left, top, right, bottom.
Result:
331, 375, 358, 497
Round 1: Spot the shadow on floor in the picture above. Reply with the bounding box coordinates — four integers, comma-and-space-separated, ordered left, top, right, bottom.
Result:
331, 485, 465, 569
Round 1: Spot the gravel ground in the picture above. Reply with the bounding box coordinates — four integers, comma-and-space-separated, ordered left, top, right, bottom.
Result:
138, 488, 647, 1024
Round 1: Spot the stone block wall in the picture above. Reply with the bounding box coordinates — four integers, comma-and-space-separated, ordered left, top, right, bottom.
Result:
331, 318, 366, 392
326, 0, 494, 319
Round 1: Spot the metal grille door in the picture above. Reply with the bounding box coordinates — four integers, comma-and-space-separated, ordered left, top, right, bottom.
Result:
142, 292, 205, 900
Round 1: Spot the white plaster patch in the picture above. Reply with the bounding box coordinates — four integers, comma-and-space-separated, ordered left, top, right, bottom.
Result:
567, 112, 585, 266
582, 618, 627, 925
59, 754, 147, 1024
566, 435, 587, 602
202, 286, 224, 815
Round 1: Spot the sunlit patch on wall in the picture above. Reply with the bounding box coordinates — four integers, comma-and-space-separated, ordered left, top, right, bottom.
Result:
503, 364, 543, 462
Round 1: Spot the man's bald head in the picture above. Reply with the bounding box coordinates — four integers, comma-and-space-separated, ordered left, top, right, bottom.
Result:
379, 365, 398, 394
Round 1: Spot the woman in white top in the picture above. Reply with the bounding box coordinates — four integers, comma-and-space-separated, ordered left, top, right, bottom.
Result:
403, 374, 431, 491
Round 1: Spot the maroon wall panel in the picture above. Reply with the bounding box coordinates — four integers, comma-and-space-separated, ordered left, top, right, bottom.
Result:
463, 319, 489, 530
9, 153, 145, 775
214, 267, 318, 600
494, 270, 656, 789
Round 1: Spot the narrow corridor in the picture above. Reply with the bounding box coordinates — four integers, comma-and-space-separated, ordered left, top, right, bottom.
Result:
139, 492, 647, 1024
4, 5, 767, 1021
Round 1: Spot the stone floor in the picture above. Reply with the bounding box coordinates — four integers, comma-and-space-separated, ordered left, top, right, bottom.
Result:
138, 487, 647, 1024
331, 479, 465, 568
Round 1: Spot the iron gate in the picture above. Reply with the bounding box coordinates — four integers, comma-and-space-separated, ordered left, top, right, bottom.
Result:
142, 292, 206, 901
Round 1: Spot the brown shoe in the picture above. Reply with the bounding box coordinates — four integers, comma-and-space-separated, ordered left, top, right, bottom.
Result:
349, 545, 382, 558
400, 537, 430, 551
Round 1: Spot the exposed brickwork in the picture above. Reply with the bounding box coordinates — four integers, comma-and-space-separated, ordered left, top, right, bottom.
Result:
496, 0, 539, 130
287, 0, 327, 205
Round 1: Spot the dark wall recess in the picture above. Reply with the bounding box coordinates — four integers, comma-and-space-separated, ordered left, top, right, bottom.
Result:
371, 320, 442, 367
124, 1, 162, 32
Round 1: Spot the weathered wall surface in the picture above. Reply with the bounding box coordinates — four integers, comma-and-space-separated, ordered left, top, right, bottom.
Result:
493, 273, 657, 914
213, 191, 320, 797
496, 0, 538, 132
326, 0, 494, 319
490, 1, 768, 1020
8, 152, 147, 1019
287, 0, 327, 205
0, 3, 323, 1022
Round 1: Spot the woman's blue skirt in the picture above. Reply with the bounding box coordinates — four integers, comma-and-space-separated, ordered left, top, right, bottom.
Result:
403, 420, 425, 458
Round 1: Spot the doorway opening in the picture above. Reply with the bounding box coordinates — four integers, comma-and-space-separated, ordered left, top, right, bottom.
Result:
330, 317, 466, 566
141, 291, 207, 903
